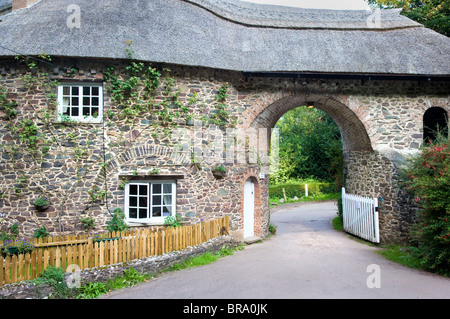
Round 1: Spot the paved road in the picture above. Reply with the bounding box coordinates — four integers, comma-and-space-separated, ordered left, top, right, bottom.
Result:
102, 201, 450, 299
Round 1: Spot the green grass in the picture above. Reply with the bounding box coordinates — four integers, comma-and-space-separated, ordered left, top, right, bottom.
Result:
376, 245, 424, 271
166, 245, 244, 272
332, 216, 343, 231
270, 192, 340, 205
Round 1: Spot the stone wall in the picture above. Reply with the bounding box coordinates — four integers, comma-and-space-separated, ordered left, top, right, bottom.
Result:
0, 56, 448, 243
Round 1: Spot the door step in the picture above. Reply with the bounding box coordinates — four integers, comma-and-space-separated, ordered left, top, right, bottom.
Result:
243, 236, 261, 244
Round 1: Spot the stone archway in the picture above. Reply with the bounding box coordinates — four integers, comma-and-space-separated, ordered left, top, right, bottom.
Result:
247, 92, 404, 243
250, 93, 373, 152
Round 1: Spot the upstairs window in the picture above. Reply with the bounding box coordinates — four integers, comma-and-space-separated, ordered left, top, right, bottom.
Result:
57, 83, 103, 123
124, 181, 176, 224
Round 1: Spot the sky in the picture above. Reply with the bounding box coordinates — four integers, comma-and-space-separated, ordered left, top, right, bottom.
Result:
242, 0, 371, 10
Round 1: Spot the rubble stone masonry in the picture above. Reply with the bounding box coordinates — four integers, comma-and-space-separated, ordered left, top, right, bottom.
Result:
0, 57, 448, 243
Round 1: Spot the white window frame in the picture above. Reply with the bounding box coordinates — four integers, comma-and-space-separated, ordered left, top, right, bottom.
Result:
124, 180, 177, 225
57, 83, 103, 123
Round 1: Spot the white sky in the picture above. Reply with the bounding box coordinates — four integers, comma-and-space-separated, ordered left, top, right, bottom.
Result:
242, 0, 371, 10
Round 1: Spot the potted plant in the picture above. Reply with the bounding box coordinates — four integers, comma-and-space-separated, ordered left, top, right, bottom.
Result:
1, 238, 34, 257
212, 165, 226, 179
34, 197, 50, 211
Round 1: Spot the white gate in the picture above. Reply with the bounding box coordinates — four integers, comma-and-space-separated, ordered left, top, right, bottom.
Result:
342, 188, 380, 243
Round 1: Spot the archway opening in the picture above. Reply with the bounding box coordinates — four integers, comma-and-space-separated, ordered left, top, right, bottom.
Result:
423, 107, 448, 143
269, 105, 343, 195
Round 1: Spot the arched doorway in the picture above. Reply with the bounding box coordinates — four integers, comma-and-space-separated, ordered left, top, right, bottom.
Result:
243, 178, 255, 239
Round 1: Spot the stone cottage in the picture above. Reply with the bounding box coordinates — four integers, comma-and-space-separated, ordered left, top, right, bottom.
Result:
0, 0, 449, 243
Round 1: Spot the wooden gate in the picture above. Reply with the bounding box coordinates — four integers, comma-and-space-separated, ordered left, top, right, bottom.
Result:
342, 188, 380, 243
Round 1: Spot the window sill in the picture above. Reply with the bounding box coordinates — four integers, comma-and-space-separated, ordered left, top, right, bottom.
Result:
126, 220, 166, 227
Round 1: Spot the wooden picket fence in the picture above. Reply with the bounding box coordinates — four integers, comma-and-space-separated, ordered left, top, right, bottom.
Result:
0, 216, 229, 287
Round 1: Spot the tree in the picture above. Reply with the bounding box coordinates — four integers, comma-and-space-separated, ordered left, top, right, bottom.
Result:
367, 0, 449, 36
271, 106, 343, 186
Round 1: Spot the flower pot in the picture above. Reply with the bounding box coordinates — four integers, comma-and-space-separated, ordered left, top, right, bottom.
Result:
212, 170, 226, 179
35, 203, 50, 212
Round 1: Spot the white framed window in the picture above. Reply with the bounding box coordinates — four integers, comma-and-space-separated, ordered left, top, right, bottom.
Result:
57, 83, 103, 123
124, 181, 176, 224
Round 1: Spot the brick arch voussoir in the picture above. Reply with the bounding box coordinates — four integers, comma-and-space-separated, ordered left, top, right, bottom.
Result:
249, 93, 373, 152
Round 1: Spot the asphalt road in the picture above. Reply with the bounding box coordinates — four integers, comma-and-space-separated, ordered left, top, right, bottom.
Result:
101, 201, 450, 299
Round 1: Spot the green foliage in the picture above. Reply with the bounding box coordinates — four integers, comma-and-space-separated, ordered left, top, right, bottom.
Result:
106, 208, 129, 233
164, 213, 184, 228
0, 85, 18, 119
35, 266, 76, 299
271, 106, 343, 186
77, 282, 109, 299
34, 197, 50, 207
77, 267, 150, 299
166, 245, 242, 272
80, 216, 96, 232
269, 179, 334, 199
213, 165, 226, 173
268, 223, 277, 235
0, 237, 34, 257
33, 226, 49, 239
204, 83, 237, 127
401, 137, 450, 275
367, 0, 449, 36
377, 245, 424, 271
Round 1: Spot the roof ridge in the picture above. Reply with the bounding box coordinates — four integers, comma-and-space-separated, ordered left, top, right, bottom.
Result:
184, 0, 421, 30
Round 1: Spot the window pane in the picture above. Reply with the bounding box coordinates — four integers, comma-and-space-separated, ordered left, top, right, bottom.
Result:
152, 207, 161, 217
83, 86, 90, 95
92, 97, 99, 106
129, 208, 137, 219
71, 107, 79, 116
152, 195, 161, 206
92, 108, 99, 117
92, 86, 99, 96
153, 184, 161, 194
129, 184, 138, 195
163, 206, 171, 216
139, 209, 147, 219
139, 185, 147, 195
72, 97, 79, 106
83, 107, 90, 116
83, 97, 90, 106
163, 195, 172, 206
71, 86, 79, 95
139, 197, 147, 208
163, 184, 172, 193
129, 196, 137, 207
62, 106, 70, 115
63, 86, 70, 95
63, 97, 70, 106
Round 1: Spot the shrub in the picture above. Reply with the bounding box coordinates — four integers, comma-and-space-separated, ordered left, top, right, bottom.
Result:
33, 226, 49, 239
269, 179, 333, 199
106, 208, 129, 233
402, 137, 450, 275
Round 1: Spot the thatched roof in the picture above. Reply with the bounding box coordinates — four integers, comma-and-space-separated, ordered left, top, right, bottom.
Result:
0, 0, 449, 76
